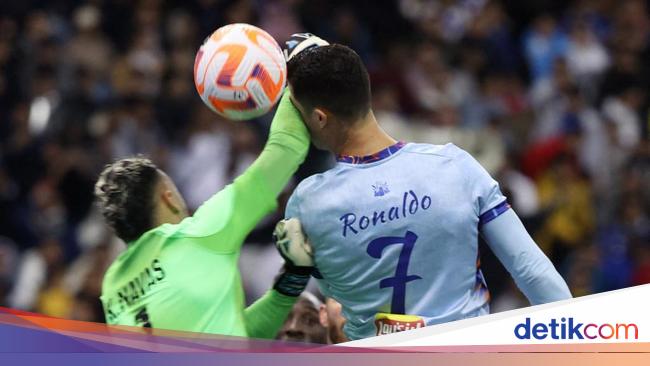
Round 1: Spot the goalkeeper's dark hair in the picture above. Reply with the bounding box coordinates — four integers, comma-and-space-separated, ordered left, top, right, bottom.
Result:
288, 44, 371, 123
94, 157, 160, 243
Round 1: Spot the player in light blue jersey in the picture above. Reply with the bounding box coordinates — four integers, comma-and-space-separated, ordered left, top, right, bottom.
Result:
277, 42, 572, 341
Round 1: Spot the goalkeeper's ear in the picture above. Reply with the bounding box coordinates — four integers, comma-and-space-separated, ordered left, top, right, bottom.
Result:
156, 170, 189, 223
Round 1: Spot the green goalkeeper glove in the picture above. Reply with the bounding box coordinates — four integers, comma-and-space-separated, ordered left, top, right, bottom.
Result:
283, 33, 329, 62
272, 218, 314, 297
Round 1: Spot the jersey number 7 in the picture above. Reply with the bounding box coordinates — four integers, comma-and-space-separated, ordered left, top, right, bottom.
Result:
367, 231, 422, 314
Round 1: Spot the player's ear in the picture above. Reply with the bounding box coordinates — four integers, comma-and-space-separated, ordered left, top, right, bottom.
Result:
161, 190, 181, 215
311, 108, 328, 129
319, 304, 329, 328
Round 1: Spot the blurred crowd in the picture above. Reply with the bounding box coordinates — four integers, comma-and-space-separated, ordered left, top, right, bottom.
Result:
0, 0, 648, 337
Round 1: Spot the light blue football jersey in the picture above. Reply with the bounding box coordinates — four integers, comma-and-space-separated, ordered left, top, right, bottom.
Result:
286, 142, 510, 340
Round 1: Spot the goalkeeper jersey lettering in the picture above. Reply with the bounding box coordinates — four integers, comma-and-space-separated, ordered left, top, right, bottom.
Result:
286, 142, 507, 340
100, 223, 248, 335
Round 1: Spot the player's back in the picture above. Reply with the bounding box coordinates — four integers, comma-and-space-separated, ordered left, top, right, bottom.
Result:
287, 142, 508, 340
100, 219, 246, 335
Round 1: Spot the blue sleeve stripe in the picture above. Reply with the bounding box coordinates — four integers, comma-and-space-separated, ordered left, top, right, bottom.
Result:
479, 200, 511, 227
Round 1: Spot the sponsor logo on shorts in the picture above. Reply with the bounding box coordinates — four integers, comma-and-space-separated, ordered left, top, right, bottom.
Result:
375, 313, 425, 336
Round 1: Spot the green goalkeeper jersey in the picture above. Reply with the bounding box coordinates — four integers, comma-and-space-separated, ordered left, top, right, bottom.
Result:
100, 92, 310, 338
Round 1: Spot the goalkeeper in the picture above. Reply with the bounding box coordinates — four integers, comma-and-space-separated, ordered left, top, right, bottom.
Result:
95, 91, 313, 338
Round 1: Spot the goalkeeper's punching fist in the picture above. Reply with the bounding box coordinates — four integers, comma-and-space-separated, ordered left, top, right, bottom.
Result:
284, 33, 329, 61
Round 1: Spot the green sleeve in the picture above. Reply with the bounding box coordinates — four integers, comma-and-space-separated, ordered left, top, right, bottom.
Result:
227, 90, 310, 246
179, 90, 310, 253
244, 290, 297, 339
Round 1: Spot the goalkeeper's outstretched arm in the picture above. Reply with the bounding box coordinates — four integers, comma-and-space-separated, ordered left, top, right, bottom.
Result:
227, 90, 310, 242
187, 90, 310, 253
481, 209, 572, 304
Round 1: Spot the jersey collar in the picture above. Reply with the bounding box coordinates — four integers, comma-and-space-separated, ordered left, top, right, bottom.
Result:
336, 141, 406, 164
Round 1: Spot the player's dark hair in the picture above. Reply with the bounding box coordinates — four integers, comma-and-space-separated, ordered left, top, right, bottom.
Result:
94, 157, 160, 243
288, 44, 371, 123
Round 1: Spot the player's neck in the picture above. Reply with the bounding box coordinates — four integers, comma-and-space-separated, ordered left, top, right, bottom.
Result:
337, 111, 397, 157
154, 203, 188, 228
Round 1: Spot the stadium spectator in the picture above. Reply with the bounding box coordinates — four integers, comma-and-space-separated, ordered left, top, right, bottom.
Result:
319, 297, 347, 344
276, 294, 329, 344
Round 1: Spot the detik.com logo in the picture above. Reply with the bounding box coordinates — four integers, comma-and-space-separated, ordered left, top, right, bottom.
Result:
514, 317, 638, 340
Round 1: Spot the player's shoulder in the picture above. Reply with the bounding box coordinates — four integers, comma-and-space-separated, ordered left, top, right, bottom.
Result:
102, 260, 118, 286
292, 168, 339, 199
293, 143, 470, 192
402, 142, 471, 160
101, 252, 126, 294
102, 229, 168, 273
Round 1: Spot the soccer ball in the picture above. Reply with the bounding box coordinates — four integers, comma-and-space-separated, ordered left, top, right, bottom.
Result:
193, 23, 286, 120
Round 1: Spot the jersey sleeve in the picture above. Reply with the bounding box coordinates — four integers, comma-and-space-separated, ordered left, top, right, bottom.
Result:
454, 145, 508, 225
482, 208, 572, 304
173, 91, 310, 253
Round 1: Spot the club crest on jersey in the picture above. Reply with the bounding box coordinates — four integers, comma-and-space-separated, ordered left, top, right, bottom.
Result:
372, 182, 390, 197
